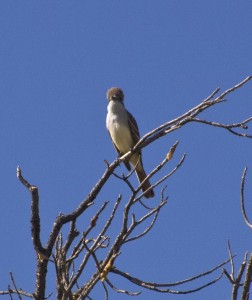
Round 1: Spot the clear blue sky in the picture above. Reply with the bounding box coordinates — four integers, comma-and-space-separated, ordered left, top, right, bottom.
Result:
0, 1, 252, 299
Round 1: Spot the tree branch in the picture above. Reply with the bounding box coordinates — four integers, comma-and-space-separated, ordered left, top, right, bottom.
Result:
240, 167, 252, 228
14, 76, 252, 299
241, 252, 252, 300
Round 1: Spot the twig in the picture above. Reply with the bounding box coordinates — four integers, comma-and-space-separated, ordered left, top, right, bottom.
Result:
63, 220, 79, 254
240, 167, 252, 228
192, 117, 252, 138
67, 201, 109, 264
106, 278, 141, 296
0, 289, 33, 298
8, 286, 14, 300
130, 76, 252, 152
228, 240, 235, 280
10, 273, 22, 300
112, 257, 230, 288
124, 205, 161, 243
17, 166, 32, 189
135, 153, 186, 202
125, 200, 167, 243
67, 195, 122, 292
223, 242, 247, 300
111, 267, 224, 294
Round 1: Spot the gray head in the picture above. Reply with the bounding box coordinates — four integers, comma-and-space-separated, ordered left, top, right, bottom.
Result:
107, 87, 124, 102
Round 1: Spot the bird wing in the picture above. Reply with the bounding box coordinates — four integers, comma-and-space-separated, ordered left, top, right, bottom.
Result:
127, 111, 140, 145
127, 110, 143, 168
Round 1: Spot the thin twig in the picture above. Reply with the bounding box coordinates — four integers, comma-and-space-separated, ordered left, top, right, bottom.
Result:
106, 278, 141, 296
111, 267, 224, 294
67, 195, 122, 292
192, 117, 252, 138
125, 200, 167, 243
0, 289, 33, 299
240, 167, 252, 228
135, 153, 186, 202
112, 257, 230, 288
9, 273, 22, 300
228, 240, 235, 280
125, 206, 161, 243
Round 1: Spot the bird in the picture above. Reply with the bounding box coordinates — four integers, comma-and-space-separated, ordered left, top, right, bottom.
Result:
106, 87, 154, 198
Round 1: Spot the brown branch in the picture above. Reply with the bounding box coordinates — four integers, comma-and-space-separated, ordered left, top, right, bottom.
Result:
17, 167, 48, 300
17, 167, 45, 256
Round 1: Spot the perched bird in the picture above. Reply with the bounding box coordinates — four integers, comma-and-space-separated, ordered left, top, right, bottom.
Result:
106, 87, 154, 198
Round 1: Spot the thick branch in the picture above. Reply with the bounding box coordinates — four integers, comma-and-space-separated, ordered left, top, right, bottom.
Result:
242, 252, 252, 300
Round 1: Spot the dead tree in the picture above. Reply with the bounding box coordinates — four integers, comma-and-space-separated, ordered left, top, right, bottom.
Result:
1, 76, 252, 299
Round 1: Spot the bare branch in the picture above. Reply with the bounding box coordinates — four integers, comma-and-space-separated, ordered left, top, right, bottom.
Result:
67, 201, 109, 264
111, 266, 225, 294
9, 273, 22, 300
63, 220, 79, 255
67, 195, 122, 292
232, 252, 247, 300
125, 200, 167, 243
112, 257, 230, 288
223, 241, 247, 300
135, 153, 186, 202
241, 252, 252, 300
240, 167, 252, 228
124, 204, 161, 243
14, 76, 252, 299
0, 289, 33, 299
106, 278, 141, 296
135, 141, 181, 200
17, 166, 32, 189
191, 117, 252, 138
127, 76, 252, 154
228, 240, 235, 281
217, 76, 252, 99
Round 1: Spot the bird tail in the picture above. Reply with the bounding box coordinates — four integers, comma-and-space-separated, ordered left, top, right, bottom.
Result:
136, 167, 155, 199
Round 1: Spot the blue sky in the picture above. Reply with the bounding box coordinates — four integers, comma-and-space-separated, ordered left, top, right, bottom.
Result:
0, 1, 252, 299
